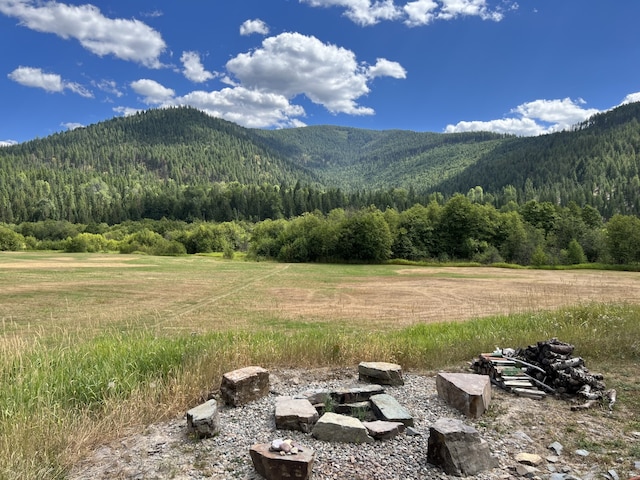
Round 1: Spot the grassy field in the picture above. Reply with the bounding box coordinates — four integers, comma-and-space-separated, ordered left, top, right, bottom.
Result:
1, 252, 639, 478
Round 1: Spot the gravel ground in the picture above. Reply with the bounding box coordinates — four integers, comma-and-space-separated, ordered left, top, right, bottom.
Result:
69, 367, 637, 480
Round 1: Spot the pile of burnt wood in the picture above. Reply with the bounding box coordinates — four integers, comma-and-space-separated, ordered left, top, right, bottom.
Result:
472, 338, 616, 410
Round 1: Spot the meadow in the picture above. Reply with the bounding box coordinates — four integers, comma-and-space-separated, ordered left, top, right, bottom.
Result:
1, 252, 639, 478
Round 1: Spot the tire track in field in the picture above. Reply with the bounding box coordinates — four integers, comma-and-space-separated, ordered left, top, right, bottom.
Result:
153, 264, 290, 328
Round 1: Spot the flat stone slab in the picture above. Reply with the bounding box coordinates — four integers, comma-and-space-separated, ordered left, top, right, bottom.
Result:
359, 361, 404, 386
220, 366, 269, 406
250, 443, 314, 480
369, 393, 414, 427
362, 420, 406, 440
331, 384, 385, 403
275, 397, 319, 433
312, 412, 374, 444
186, 399, 220, 438
436, 372, 491, 418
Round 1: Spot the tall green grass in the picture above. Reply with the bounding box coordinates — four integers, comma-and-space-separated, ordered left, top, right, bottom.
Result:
1, 303, 639, 479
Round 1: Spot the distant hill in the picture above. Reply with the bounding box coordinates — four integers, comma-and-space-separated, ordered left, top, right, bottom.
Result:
1, 102, 640, 224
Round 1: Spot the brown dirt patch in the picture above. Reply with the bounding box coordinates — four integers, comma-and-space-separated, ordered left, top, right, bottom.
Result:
263, 267, 640, 328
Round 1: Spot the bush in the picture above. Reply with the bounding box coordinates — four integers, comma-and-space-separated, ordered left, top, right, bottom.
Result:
0, 225, 26, 251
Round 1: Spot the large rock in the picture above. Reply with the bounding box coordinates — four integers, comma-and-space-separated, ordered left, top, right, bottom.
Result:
312, 412, 374, 444
436, 372, 491, 418
250, 443, 314, 480
369, 393, 414, 427
275, 397, 319, 433
186, 399, 220, 438
220, 366, 269, 406
358, 361, 404, 386
427, 418, 498, 476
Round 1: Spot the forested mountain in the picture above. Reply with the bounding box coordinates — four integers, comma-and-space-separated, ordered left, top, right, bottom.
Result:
433, 102, 640, 217
1, 102, 640, 225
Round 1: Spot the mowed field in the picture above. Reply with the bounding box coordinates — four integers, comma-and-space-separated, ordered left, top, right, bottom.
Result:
2, 252, 639, 339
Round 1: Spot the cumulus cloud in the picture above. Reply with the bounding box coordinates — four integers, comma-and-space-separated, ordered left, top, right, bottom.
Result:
240, 18, 270, 36
301, 0, 514, 26
403, 0, 438, 26
367, 58, 407, 79
300, 0, 402, 26
445, 98, 602, 136
227, 32, 402, 115
8, 66, 93, 97
119, 32, 406, 128
0, 140, 18, 147
180, 51, 215, 83
130, 79, 175, 104
620, 92, 640, 105
0, 0, 166, 67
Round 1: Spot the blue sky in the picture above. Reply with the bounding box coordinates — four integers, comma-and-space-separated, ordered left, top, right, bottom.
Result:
1, 0, 640, 146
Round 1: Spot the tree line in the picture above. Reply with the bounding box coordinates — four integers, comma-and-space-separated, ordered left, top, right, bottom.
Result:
2, 196, 640, 266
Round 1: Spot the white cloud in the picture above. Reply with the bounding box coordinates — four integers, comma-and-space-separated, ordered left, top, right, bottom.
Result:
227, 32, 403, 115
61, 122, 83, 130
94, 79, 123, 98
0, 0, 166, 67
177, 87, 306, 128
240, 18, 270, 36
121, 32, 405, 128
445, 97, 602, 136
437, 0, 503, 21
403, 0, 438, 26
180, 51, 215, 83
300, 0, 402, 26
301, 0, 515, 26
8, 66, 93, 97
130, 79, 175, 104
620, 92, 640, 105
0, 140, 18, 147
113, 106, 141, 117
367, 58, 407, 79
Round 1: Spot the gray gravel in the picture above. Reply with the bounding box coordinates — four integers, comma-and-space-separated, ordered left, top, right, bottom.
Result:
68, 368, 607, 480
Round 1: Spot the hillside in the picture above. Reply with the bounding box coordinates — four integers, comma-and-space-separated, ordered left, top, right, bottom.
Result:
433, 102, 640, 217
1, 102, 640, 224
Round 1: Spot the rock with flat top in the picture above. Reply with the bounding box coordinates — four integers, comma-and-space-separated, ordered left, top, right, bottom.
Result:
186, 399, 220, 438
370, 393, 414, 427
359, 361, 404, 386
427, 418, 498, 476
363, 420, 405, 440
220, 366, 269, 406
275, 397, 319, 433
249, 443, 314, 480
312, 412, 374, 444
436, 372, 491, 418
515, 452, 543, 466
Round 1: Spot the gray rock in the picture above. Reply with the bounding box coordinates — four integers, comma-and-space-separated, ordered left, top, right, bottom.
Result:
274, 397, 319, 433
362, 420, 405, 440
427, 418, 498, 476
435, 372, 491, 418
575, 449, 589, 457
370, 393, 414, 427
220, 366, 269, 406
249, 442, 314, 480
607, 470, 619, 480
515, 452, 543, 466
515, 463, 539, 477
331, 384, 385, 403
548, 441, 564, 455
358, 361, 404, 386
186, 399, 220, 439
311, 412, 374, 444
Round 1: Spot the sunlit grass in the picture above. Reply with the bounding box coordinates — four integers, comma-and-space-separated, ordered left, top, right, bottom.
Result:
1, 252, 639, 478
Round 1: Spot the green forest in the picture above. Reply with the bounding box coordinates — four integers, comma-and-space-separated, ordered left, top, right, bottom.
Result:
1, 102, 640, 265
